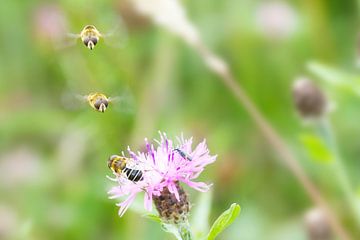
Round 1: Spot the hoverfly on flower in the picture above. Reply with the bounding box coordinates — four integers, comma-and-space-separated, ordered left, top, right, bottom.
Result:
108, 155, 144, 182
107, 132, 217, 217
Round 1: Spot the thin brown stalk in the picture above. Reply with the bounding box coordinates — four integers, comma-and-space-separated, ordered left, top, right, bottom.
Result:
195, 44, 351, 240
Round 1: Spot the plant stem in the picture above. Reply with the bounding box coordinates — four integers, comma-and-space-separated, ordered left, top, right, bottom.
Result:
316, 118, 360, 227
193, 43, 352, 240
162, 221, 193, 240
177, 221, 193, 240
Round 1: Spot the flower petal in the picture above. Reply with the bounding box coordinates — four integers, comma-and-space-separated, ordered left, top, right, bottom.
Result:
116, 192, 137, 217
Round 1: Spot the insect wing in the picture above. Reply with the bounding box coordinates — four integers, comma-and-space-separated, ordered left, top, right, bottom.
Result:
99, 14, 128, 49
107, 92, 135, 114
54, 32, 80, 50
60, 91, 88, 111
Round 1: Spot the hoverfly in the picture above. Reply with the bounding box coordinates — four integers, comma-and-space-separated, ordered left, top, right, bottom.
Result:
62, 90, 134, 114
62, 15, 127, 50
77, 25, 101, 50
80, 92, 119, 113
108, 155, 144, 182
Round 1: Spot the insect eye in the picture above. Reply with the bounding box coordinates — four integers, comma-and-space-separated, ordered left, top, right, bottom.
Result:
83, 38, 90, 47
104, 100, 108, 107
90, 37, 98, 45
83, 37, 98, 47
94, 98, 108, 110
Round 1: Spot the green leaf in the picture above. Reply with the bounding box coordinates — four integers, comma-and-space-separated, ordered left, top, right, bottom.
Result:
206, 203, 241, 240
143, 214, 162, 224
307, 61, 360, 95
300, 133, 334, 163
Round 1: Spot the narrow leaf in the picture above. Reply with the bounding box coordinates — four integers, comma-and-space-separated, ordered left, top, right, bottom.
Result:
300, 133, 333, 163
207, 203, 241, 240
307, 61, 360, 95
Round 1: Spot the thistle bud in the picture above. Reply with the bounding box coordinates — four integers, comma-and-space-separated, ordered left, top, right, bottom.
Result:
293, 78, 327, 118
153, 182, 190, 224
304, 208, 333, 240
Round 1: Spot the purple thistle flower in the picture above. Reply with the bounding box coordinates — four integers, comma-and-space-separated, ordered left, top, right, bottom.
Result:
107, 132, 216, 217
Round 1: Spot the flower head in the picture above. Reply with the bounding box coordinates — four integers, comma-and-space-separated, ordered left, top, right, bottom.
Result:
108, 132, 216, 217
305, 208, 332, 240
32, 4, 68, 44
255, 1, 297, 40
292, 77, 328, 119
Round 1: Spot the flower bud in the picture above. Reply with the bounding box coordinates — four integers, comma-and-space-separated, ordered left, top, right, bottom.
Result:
304, 208, 333, 240
293, 78, 327, 118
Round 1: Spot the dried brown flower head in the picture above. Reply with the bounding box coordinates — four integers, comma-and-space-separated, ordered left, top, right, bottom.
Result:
293, 78, 327, 118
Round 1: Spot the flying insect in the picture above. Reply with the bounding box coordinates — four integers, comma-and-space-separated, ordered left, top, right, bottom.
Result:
81, 92, 115, 113
78, 25, 101, 50
69, 91, 132, 113
108, 155, 144, 182
77, 92, 118, 113
66, 22, 127, 50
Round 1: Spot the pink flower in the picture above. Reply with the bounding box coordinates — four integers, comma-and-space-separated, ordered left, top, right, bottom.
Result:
255, 1, 297, 40
32, 4, 68, 43
108, 132, 216, 217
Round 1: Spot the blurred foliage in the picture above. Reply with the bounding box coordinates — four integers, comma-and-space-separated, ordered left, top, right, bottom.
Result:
0, 0, 360, 239
300, 133, 333, 163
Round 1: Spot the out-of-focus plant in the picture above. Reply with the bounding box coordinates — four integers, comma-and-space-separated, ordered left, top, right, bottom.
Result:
107, 133, 240, 240
297, 64, 360, 228
308, 61, 360, 96
254, 1, 298, 40
304, 208, 333, 240
126, 0, 352, 239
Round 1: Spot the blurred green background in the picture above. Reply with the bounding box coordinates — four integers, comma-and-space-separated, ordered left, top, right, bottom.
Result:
1, 0, 360, 239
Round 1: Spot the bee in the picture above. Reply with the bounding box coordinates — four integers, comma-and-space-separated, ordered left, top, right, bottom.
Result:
108, 155, 144, 182
173, 148, 192, 161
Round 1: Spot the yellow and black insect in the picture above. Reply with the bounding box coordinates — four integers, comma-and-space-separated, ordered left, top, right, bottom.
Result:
66, 25, 102, 50
66, 22, 127, 50
79, 92, 120, 113
73, 92, 129, 113
174, 148, 192, 161
79, 25, 101, 50
84, 92, 111, 113
108, 155, 144, 182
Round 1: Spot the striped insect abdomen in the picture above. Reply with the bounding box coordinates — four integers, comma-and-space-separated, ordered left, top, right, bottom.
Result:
123, 168, 144, 182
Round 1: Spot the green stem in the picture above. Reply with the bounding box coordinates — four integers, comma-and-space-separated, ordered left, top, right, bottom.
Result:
162, 221, 193, 240
177, 221, 193, 240
316, 118, 360, 226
